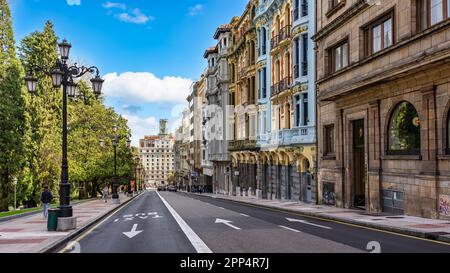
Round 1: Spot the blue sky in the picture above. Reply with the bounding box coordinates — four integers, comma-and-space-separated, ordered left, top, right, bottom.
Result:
9, 0, 248, 145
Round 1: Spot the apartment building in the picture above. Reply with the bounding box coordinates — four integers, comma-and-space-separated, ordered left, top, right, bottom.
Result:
252, 0, 317, 202
314, 0, 450, 219
204, 25, 233, 195
139, 120, 175, 186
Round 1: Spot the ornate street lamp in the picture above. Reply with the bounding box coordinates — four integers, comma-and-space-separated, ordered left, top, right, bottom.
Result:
25, 38, 104, 224
99, 126, 132, 204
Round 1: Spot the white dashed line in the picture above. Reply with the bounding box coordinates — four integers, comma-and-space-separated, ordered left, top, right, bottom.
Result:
279, 225, 301, 233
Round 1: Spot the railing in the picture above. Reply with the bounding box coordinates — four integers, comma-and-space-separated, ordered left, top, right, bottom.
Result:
229, 139, 258, 151
257, 126, 316, 148
270, 25, 292, 49
270, 77, 292, 97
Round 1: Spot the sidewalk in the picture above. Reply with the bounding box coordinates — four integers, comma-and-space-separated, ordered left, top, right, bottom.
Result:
0, 193, 138, 253
186, 192, 450, 243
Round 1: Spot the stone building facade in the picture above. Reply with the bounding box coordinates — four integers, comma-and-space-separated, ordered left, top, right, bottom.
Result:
254, 0, 317, 202
314, 0, 450, 219
139, 120, 175, 187
228, 1, 260, 197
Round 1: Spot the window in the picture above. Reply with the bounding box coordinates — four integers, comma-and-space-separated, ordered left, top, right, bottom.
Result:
365, 14, 393, 55
419, 0, 450, 30
301, 0, 308, 17
301, 34, 308, 76
324, 125, 335, 156
328, 40, 349, 73
302, 93, 309, 126
387, 102, 421, 155
294, 37, 300, 78
330, 0, 343, 10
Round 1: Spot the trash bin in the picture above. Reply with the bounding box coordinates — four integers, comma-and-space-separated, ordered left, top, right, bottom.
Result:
47, 209, 59, 231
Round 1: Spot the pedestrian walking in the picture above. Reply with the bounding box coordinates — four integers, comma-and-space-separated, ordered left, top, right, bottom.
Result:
103, 186, 109, 203
40, 186, 53, 218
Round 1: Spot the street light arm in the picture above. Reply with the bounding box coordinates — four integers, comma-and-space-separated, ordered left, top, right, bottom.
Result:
67, 64, 101, 79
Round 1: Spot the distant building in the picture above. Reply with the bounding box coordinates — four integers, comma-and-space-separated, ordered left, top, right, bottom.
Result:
139, 120, 175, 186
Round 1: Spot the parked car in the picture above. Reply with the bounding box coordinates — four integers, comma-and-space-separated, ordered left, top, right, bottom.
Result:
157, 185, 167, 191
167, 185, 177, 192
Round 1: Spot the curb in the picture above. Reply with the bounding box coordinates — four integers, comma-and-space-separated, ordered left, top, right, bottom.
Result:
38, 192, 144, 253
185, 192, 450, 244
0, 198, 98, 223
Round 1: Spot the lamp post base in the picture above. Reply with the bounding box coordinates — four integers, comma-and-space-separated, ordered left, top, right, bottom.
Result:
57, 216, 77, 231
111, 198, 120, 204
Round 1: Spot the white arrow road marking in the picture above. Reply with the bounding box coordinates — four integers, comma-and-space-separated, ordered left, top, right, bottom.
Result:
279, 225, 301, 233
215, 218, 241, 230
240, 213, 250, 217
286, 218, 332, 230
123, 224, 143, 239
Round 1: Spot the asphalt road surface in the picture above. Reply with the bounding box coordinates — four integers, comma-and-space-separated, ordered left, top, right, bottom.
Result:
61, 190, 450, 253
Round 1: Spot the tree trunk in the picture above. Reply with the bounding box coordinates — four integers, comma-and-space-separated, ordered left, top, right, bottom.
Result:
0, 169, 10, 212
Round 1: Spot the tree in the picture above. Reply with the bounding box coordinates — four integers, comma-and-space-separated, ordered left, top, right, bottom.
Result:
0, 0, 28, 212
18, 21, 62, 207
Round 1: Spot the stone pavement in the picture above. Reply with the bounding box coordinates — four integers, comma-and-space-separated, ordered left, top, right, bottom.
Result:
0, 193, 137, 253
185, 192, 450, 243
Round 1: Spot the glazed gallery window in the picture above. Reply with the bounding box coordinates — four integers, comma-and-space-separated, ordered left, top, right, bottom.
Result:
328, 40, 349, 73
324, 125, 335, 156
418, 0, 450, 30
387, 102, 421, 155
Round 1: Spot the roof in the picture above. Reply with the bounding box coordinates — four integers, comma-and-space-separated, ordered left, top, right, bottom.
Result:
203, 45, 218, 58
213, 24, 231, 39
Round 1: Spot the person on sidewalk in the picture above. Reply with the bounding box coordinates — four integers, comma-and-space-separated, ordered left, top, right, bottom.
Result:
102, 186, 109, 203
40, 186, 53, 218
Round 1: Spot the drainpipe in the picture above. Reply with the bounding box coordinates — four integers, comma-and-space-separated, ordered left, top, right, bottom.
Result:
377, 99, 382, 213
341, 108, 345, 207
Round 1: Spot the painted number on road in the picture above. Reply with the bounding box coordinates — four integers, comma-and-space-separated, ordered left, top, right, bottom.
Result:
114, 212, 163, 223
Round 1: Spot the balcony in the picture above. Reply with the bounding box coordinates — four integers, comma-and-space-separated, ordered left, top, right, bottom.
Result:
229, 139, 258, 151
270, 25, 291, 49
270, 77, 292, 97
258, 126, 316, 148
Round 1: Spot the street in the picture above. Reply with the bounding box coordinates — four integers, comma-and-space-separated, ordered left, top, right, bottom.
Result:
60, 191, 450, 253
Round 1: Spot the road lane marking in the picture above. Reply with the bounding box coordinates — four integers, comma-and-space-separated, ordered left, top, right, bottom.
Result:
240, 213, 250, 217
217, 207, 225, 210
58, 192, 146, 253
215, 218, 241, 230
279, 225, 301, 233
122, 224, 143, 239
156, 192, 212, 253
193, 194, 450, 246
286, 218, 332, 230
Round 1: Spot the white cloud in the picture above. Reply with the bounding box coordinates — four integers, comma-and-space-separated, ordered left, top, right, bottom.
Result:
188, 4, 203, 16
103, 72, 192, 104
102, 1, 126, 10
117, 8, 153, 24
67, 0, 81, 6
123, 114, 158, 146
102, 2, 153, 24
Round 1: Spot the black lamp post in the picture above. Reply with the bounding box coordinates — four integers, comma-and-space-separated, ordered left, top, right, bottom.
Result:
25, 39, 104, 219
100, 125, 131, 204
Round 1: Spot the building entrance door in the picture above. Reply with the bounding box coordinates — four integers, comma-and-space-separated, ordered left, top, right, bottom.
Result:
353, 119, 366, 209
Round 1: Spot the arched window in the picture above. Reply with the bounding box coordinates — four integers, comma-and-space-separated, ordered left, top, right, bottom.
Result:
387, 101, 421, 155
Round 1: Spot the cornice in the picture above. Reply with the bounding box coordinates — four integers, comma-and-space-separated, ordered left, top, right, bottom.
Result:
312, 0, 368, 42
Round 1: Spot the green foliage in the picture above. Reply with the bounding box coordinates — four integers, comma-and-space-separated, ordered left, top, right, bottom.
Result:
0, 5, 137, 211
0, 0, 28, 211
